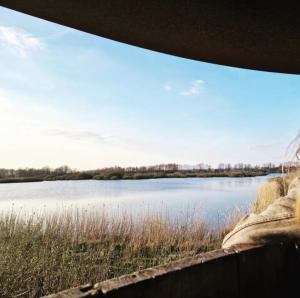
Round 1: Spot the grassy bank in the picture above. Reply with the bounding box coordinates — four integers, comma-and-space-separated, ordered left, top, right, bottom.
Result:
0, 177, 43, 184
91, 170, 272, 180
0, 169, 279, 184
0, 209, 237, 297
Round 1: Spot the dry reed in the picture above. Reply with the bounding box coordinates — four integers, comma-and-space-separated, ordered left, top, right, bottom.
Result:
0, 208, 229, 297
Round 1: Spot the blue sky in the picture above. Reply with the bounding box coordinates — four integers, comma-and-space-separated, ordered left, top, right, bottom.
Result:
0, 6, 299, 170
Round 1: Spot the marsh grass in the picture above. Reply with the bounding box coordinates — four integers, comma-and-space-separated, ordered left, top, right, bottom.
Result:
253, 180, 283, 213
253, 170, 300, 214
0, 208, 232, 297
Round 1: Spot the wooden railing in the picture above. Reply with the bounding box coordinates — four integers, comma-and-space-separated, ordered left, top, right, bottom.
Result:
45, 242, 299, 298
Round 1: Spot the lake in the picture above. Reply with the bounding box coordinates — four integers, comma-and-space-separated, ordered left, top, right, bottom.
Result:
0, 174, 280, 228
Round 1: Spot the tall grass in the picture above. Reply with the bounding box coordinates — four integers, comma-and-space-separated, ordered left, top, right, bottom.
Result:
253, 170, 300, 214
0, 209, 231, 297
253, 180, 284, 213
253, 127, 300, 213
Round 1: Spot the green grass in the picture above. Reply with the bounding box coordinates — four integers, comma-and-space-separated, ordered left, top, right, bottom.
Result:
0, 209, 234, 297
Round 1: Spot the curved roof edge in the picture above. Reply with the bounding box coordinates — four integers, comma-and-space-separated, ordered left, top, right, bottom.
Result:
1, 0, 300, 74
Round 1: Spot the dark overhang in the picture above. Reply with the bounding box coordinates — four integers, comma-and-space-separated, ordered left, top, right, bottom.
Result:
1, 1, 300, 74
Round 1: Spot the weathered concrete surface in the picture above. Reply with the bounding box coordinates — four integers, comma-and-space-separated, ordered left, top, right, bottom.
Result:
44, 242, 299, 298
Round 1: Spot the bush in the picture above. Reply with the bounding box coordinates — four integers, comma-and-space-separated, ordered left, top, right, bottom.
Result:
104, 171, 124, 180
77, 173, 93, 180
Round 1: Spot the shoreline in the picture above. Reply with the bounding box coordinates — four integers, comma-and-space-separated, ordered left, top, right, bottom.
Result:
0, 170, 280, 184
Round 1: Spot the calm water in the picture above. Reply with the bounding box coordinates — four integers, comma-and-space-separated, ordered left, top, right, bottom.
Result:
0, 175, 280, 227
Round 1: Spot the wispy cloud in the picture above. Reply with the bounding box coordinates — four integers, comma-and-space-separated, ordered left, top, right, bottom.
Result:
180, 80, 204, 96
42, 128, 116, 143
248, 141, 285, 151
0, 26, 42, 57
163, 83, 172, 92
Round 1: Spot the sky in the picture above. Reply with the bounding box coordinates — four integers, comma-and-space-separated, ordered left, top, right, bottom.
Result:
0, 7, 300, 170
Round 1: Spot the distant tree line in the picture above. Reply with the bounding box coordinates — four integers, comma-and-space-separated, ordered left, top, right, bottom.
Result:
0, 166, 73, 179
0, 162, 288, 183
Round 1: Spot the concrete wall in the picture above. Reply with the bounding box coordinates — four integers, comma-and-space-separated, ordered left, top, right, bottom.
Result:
45, 242, 299, 298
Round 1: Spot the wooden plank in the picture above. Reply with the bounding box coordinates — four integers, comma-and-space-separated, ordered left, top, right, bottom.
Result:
95, 249, 240, 298
237, 243, 298, 298
45, 248, 240, 298
44, 243, 298, 298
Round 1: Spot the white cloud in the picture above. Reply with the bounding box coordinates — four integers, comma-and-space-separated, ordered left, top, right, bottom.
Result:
180, 80, 204, 96
43, 128, 116, 143
163, 83, 172, 91
0, 26, 42, 57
